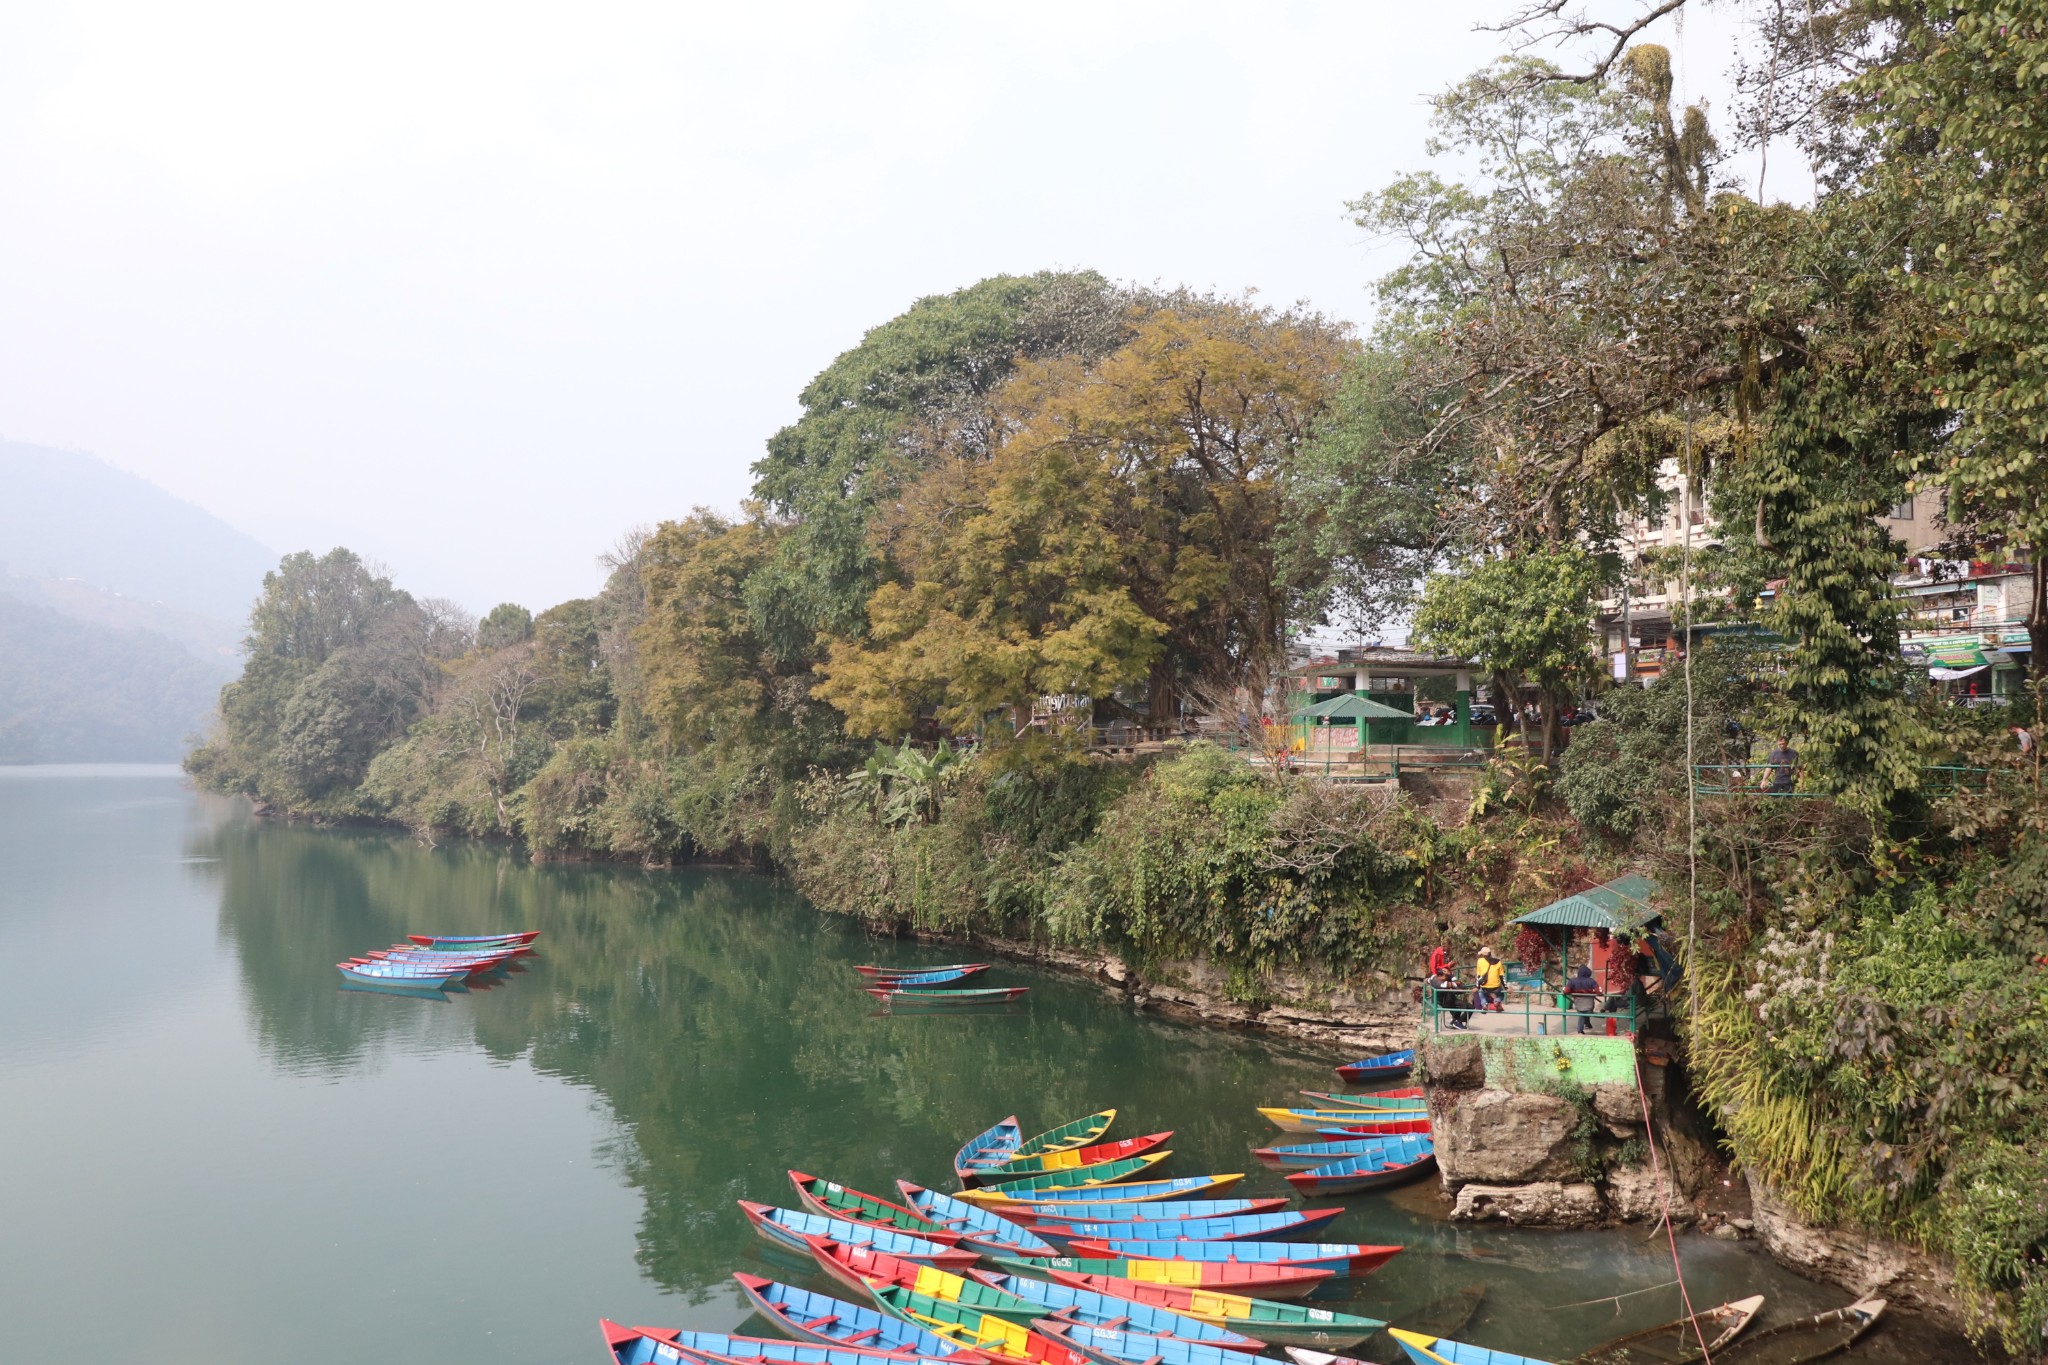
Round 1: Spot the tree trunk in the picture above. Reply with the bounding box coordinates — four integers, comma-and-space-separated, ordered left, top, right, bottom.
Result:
1148, 658, 1177, 739
1539, 690, 1559, 763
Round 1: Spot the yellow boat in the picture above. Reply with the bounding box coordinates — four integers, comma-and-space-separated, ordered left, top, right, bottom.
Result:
1257, 1106, 1430, 1134
953, 1152, 1171, 1205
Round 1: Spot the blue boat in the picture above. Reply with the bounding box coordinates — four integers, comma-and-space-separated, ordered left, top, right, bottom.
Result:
1059, 1238, 1401, 1280
1034, 1320, 1256, 1365
1334, 1049, 1415, 1083
896, 1181, 1059, 1258
877, 967, 983, 988
955, 1116, 1025, 1183
335, 961, 466, 988
1285, 1139, 1436, 1196
1254, 1134, 1429, 1170
600, 1322, 949, 1365
1026, 1209, 1343, 1244
733, 1274, 978, 1358
1389, 1329, 1555, 1365
738, 1201, 980, 1268
979, 1176, 1242, 1206
1009, 1198, 1288, 1222
965, 1271, 1263, 1351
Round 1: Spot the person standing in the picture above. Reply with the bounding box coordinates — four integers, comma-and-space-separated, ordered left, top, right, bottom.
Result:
1766, 736, 1799, 793
1479, 948, 1507, 1012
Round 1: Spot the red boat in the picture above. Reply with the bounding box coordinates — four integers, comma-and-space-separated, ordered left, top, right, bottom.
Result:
1032, 1260, 1333, 1300
803, 1236, 946, 1301
1314, 1117, 1433, 1138
973, 1132, 1174, 1181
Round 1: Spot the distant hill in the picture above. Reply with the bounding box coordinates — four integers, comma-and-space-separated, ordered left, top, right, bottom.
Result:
0, 439, 275, 626
0, 593, 234, 762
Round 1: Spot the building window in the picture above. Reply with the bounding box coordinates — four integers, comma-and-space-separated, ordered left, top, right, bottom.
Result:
1890, 498, 1915, 520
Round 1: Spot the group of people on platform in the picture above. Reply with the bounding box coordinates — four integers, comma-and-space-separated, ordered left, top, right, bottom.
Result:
1425, 925, 1662, 1033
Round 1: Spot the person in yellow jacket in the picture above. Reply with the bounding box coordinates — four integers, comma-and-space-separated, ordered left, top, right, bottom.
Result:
1475, 947, 1508, 1012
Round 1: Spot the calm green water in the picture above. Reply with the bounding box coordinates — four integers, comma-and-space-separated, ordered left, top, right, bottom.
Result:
0, 768, 1988, 1364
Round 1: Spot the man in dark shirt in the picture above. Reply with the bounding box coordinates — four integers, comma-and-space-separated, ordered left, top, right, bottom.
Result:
1765, 737, 1798, 793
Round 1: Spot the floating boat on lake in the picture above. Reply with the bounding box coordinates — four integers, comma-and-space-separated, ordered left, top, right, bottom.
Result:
1688, 1297, 1884, 1365
985, 1254, 1331, 1300
1059, 1239, 1402, 1281
869, 1285, 1096, 1365
1253, 1136, 1418, 1170
1570, 1293, 1765, 1365
973, 1133, 1174, 1183
1390, 1329, 1556, 1365
733, 1275, 988, 1361
1011, 1111, 1119, 1161
1032, 1319, 1258, 1365
1333, 1050, 1414, 1083
1056, 1276, 1384, 1348
335, 960, 467, 988
964, 1270, 1263, 1351
1257, 1106, 1429, 1134
790, 1172, 964, 1241
1296, 1088, 1426, 1109
868, 986, 1031, 1006
856, 963, 989, 981
956, 1154, 1171, 1201
1023, 1208, 1344, 1244
1284, 1139, 1436, 1195
1312, 1116, 1434, 1138
599, 1321, 940, 1365
808, 1237, 968, 1303
406, 931, 538, 949
1008, 1198, 1289, 1223
957, 1117, 1026, 1183
896, 1182, 1059, 1258
963, 1175, 1247, 1209
738, 1201, 979, 1268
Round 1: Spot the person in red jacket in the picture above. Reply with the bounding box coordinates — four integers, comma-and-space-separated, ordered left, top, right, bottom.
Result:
1427, 924, 1452, 980
1602, 931, 1640, 1028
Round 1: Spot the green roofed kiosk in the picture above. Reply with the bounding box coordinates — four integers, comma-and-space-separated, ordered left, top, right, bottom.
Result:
1510, 874, 1664, 982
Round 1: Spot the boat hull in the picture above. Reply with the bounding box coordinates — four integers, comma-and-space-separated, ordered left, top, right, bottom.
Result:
963, 1176, 1246, 1209
1061, 1239, 1402, 1281
989, 1255, 1332, 1300
1025, 1209, 1344, 1244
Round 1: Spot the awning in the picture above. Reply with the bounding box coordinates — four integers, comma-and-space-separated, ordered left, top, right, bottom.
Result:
1930, 665, 1990, 680
1512, 874, 1661, 931
1292, 693, 1416, 722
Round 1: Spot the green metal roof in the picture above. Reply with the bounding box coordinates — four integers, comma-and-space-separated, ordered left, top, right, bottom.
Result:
1292, 692, 1416, 721
1512, 874, 1661, 930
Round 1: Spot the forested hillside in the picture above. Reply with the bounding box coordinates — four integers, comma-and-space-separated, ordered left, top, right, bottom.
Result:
187, 5, 2048, 1347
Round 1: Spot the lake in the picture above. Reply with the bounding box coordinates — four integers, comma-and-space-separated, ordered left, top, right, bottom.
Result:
0, 767, 1989, 1364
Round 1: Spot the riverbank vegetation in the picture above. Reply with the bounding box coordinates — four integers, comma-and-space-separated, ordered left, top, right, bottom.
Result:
186, 0, 2047, 1347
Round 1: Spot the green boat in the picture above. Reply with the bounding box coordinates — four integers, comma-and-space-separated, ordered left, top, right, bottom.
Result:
1014, 1110, 1117, 1160
961, 1152, 1171, 1200
867, 1284, 1069, 1363
787, 1171, 949, 1239
854, 1265, 1047, 1326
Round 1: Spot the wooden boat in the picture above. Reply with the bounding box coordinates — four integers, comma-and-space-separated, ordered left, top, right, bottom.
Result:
964, 1270, 1264, 1351
1284, 1139, 1437, 1196
1258, 1106, 1430, 1135
896, 1182, 1059, 1258
867, 986, 1030, 1005
1698, 1297, 1884, 1365
732, 1274, 987, 1361
1571, 1294, 1765, 1365
357, 951, 509, 976
1297, 1088, 1426, 1109
1254, 1136, 1420, 1170
986, 1254, 1332, 1300
1312, 1117, 1434, 1138
1012, 1111, 1119, 1161
972, 1133, 1174, 1183
406, 931, 539, 948
956, 1154, 1172, 1202
1050, 1276, 1383, 1348
1390, 1330, 1557, 1365
1060, 1239, 1402, 1280
1032, 1320, 1259, 1365
599, 1321, 942, 1365
1008, 1198, 1289, 1223
1023, 1208, 1345, 1245
868, 1285, 1097, 1365
957, 1117, 1026, 1183
857, 963, 989, 981
1334, 1050, 1414, 1083
738, 1201, 979, 1269
808, 1237, 971, 1303
335, 961, 466, 988
790, 1172, 963, 1242
964, 1176, 1246, 1209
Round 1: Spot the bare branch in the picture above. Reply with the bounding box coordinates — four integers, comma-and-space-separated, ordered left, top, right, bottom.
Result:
1487, 0, 1694, 85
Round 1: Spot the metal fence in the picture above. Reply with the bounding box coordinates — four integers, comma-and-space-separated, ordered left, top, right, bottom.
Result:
1422, 984, 1640, 1037
1691, 764, 1996, 797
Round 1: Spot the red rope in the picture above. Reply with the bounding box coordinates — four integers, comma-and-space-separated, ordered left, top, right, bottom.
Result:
1634, 1052, 1713, 1362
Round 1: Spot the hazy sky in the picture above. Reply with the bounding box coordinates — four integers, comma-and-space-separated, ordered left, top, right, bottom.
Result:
0, 1, 1769, 615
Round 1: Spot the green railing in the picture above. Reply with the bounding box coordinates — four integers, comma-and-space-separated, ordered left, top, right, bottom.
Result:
1691, 764, 1996, 797
1423, 985, 1640, 1037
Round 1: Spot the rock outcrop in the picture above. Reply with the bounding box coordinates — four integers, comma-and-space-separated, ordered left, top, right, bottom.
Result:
1452, 1180, 1607, 1226
1745, 1176, 1969, 1322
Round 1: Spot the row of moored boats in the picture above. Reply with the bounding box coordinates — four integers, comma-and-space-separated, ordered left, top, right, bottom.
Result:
334, 931, 541, 990
857, 962, 1030, 1008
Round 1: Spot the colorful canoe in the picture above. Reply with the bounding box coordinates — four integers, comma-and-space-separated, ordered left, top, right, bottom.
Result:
1285, 1140, 1436, 1196
1333, 1050, 1414, 1083
738, 1201, 979, 1269
1023, 1208, 1344, 1245
973, 1133, 1174, 1183
733, 1275, 987, 1361
896, 1182, 1060, 1258
1033, 1320, 1258, 1365
1009, 1199, 1289, 1223
868, 986, 1030, 1005
600, 1322, 938, 1365
965, 1176, 1246, 1209
869, 1285, 1096, 1365
1060, 1239, 1402, 1280
790, 1172, 962, 1242
1258, 1107, 1429, 1135
957, 1117, 1026, 1183
859, 966, 991, 987
965, 1270, 1263, 1351
1048, 1276, 1384, 1348
1253, 1137, 1416, 1170
985, 1254, 1332, 1301
1012, 1111, 1119, 1162
808, 1237, 972, 1304
406, 931, 539, 948
837, 1250, 1052, 1326
856, 963, 989, 981
1390, 1329, 1556, 1365
1296, 1088, 1426, 1109
956, 1154, 1171, 1202
1312, 1117, 1433, 1138
1570, 1293, 1764, 1365
336, 961, 466, 988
